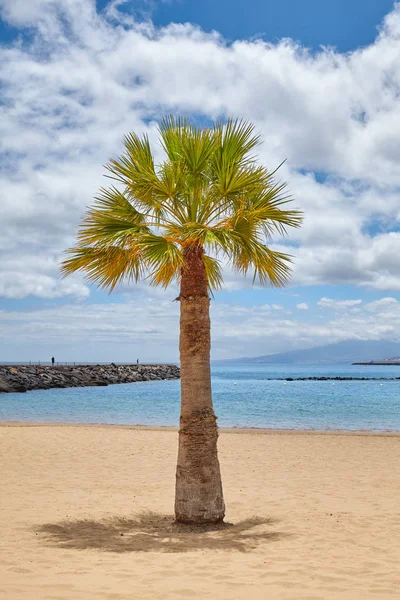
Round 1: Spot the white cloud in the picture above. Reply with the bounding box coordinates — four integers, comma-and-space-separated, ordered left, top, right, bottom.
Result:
2, 294, 400, 361
296, 303, 309, 310
317, 297, 363, 310
0, 274, 89, 300
0, 0, 399, 306
364, 297, 399, 312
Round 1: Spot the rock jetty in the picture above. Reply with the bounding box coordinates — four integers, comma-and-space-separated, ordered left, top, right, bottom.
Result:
267, 376, 400, 382
0, 364, 180, 393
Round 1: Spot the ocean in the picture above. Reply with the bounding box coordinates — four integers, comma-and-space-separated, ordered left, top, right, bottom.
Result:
1, 364, 400, 431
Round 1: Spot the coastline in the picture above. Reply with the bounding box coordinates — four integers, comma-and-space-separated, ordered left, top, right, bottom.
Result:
2, 421, 400, 435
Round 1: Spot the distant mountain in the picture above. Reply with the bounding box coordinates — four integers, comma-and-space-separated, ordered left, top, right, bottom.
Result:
214, 340, 400, 365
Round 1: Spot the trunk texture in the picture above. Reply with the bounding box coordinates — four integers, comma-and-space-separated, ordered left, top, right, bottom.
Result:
174, 245, 225, 524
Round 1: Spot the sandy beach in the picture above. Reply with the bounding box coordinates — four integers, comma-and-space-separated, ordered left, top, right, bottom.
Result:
1, 424, 400, 599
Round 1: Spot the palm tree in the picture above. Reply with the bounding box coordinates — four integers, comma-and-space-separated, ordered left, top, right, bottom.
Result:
61, 117, 302, 524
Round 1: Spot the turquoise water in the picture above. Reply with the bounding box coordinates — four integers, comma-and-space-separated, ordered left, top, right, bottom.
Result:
1, 364, 400, 431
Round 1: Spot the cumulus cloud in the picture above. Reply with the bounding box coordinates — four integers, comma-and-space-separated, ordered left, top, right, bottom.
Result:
364, 297, 399, 312
2, 295, 400, 361
317, 298, 363, 310
0, 0, 399, 313
296, 303, 309, 310
0, 0, 400, 360
0, 274, 89, 300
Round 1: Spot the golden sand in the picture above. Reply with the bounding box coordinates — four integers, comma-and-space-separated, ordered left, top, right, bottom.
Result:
1, 424, 400, 599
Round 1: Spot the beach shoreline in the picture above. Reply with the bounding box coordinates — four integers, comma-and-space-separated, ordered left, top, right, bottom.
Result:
1, 420, 400, 436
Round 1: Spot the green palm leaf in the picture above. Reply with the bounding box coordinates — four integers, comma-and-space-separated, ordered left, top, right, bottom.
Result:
61, 116, 302, 292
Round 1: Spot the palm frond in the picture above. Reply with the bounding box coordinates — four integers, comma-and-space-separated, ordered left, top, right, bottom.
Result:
60, 245, 144, 292
234, 243, 293, 287
203, 255, 223, 292
106, 132, 154, 183
214, 118, 261, 166
158, 115, 188, 162
106, 133, 177, 221
138, 234, 183, 288
76, 187, 151, 247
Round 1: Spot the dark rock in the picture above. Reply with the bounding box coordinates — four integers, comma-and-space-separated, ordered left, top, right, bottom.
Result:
11, 384, 28, 393
0, 364, 180, 394
0, 377, 11, 393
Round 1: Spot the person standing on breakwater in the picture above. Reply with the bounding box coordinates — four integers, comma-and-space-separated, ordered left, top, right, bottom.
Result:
51, 356, 55, 366
136, 358, 139, 365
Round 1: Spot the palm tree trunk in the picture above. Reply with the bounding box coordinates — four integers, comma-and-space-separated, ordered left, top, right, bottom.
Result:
174, 244, 225, 524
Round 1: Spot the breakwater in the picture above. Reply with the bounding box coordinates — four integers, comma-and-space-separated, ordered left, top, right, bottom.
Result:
0, 364, 180, 393
353, 362, 400, 366
268, 376, 400, 381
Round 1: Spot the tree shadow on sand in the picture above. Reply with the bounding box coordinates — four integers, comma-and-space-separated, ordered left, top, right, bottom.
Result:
37, 511, 290, 553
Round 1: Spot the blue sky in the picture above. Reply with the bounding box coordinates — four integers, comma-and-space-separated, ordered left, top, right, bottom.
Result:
105, 0, 395, 51
4, 0, 394, 50
1, 0, 400, 361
